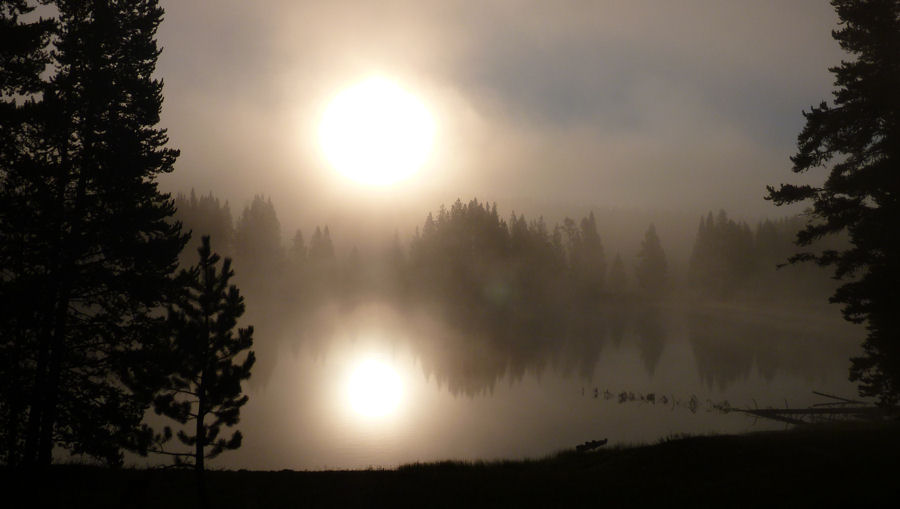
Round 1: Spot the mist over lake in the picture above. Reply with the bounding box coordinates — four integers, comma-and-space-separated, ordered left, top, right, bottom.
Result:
218, 299, 858, 470
5, 5, 896, 504
126, 194, 863, 470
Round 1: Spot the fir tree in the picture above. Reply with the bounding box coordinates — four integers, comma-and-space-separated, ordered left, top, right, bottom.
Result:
1, 0, 185, 467
0, 0, 53, 468
635, 224, 668, 295
174, 190, 235, 263
154, 236, 255, 472
288, 229, 307, 267
233, 195, 283, 288
563, 212, 606, 298
307, 225, 337, 302
308, 225, 335, 263
0, 1, 50, 95
608, 253, 628, 294
687, 211, 754, 299
766, 0, 900, 403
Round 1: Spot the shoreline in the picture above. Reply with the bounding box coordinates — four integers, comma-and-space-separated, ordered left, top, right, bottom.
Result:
11, 421, 899, 507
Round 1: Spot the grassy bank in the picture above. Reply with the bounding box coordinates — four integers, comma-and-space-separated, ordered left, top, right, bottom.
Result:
11, 422, 900, 508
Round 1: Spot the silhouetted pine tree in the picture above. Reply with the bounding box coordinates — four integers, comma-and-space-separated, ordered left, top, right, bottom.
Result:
687, 212, 714, 290
753, 219, 782, 269
0, 0, 53, 467
561, 212, 606, 298
579, 212, 607, 294
288, 229, 308, 267
174, 190, 235, 263
307, 225, 337, 302
233, 195, 283, 290
408, 199, 513, 329
0, 1, 50, 93
283, 229, 308, 303
767, 0, 900, 404
635, 224, 667, 295
608, 253, 628, 294
308, 225, 335, 262
154, 236, 255, 473
687, 211, 753, 299
1, 0, 185, 467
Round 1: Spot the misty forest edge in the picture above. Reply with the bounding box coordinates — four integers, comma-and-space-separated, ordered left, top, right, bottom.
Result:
2, 0, 899, 473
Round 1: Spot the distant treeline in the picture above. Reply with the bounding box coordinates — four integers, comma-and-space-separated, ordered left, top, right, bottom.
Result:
173, 192, 843, 391
687, 211, 840, 301
175, 191, 838, 310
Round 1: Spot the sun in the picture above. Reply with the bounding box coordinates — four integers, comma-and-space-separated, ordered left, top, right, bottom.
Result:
318, 77, 434, 186
346, 358, 403, 418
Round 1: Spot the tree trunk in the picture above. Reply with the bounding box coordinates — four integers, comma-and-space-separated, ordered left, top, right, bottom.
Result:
22, 326, 49, 467
4, 342, 24, 467
22, 283, 62, 467
195, 398, 208, 508
195, 406, 205, 471
24, 126, 76, 469
38, 288, 70, 466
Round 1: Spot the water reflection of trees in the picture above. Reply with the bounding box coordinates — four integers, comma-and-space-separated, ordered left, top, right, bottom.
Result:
404, 304, 613, 397
276, 298, 855, 397
635, 306, 666, 376
687, 307, 856, 391
172, 193, 852, 394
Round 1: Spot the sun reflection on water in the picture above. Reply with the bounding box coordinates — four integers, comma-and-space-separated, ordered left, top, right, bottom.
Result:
346, 357, 404, 419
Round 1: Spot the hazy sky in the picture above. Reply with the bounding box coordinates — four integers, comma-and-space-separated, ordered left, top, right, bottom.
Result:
155, 0, 843, 233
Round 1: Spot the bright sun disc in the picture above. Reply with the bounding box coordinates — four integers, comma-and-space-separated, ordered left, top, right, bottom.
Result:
347, 358, 403, 418
319, 77, 434, 186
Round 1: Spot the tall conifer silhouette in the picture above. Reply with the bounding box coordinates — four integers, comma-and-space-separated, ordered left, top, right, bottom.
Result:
767, 0, 900, 404
0, 0, 185, 466
154, 236, 255, 473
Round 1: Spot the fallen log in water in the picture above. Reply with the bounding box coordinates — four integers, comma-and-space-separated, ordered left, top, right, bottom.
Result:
732, 397, 893, 426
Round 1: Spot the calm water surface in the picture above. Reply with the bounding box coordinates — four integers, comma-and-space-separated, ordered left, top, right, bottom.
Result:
177, 300, 862, 470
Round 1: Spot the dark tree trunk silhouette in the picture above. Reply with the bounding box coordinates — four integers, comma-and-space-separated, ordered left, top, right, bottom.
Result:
1, 0, 185, 467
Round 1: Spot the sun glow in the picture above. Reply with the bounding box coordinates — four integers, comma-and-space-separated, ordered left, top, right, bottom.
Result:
346, 358, 403, 418
318, 77, 434, 186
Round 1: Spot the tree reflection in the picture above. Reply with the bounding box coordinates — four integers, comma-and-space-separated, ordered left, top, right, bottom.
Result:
687, 307, 856, 391
635, 306, 666, 376
172, 194, 855, 395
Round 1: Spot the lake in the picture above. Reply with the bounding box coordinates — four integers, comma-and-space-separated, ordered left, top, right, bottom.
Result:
140, 299, 862, 471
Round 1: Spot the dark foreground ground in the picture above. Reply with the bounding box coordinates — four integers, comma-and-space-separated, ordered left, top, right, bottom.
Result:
7, 422, 900, 508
